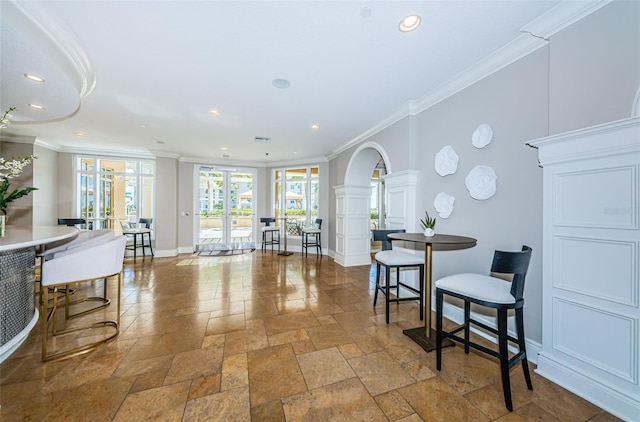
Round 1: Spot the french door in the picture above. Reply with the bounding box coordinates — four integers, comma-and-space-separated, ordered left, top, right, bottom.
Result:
194, 166, 256, 252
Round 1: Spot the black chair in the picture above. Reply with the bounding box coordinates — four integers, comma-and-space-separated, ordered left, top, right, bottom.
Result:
138, 218, 153, 229
301, 218, 322, 257
372, 229, 424, 324
57, 218, 88, 229
260, 217, 280, 252
435, 245, 533, 411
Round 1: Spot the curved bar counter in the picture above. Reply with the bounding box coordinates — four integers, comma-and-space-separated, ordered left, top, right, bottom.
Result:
0, 226, 78, 363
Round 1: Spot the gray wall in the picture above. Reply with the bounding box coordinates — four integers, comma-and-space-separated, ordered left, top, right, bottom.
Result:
32, 144, 57, 226
0, 139, 35, 225
327, 1, 640, 344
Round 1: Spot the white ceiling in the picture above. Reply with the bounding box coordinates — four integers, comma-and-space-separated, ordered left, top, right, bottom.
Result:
0, 1, 567, 165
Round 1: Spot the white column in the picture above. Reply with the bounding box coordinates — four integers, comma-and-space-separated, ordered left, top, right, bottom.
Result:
334, 185, 372, 267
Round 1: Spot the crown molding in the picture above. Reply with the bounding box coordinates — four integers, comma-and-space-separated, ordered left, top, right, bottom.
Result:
10, 0, 96, 98
59, 145, 156, 159
329, 0, 614, 162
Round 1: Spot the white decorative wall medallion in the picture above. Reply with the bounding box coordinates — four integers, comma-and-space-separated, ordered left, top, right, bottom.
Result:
433, 192, 455, 218
465, 165, 497, 200
472, 124, 493, 148
434, 145, 459, 176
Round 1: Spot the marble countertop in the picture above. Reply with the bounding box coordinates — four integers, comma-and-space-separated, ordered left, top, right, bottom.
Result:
0, 226, 78, 252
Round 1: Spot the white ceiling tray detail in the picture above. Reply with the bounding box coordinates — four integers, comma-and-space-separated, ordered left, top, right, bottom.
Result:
434, 145, 459, 176
472, 124, 493, 148
433, 192, 455, 218
465, 165, 497, 200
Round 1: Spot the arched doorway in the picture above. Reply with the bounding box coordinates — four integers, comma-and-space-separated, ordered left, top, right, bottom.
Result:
333, 143, 419, 267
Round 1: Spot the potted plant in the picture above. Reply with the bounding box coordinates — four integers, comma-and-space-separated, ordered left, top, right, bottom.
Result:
420, 210, 436, 237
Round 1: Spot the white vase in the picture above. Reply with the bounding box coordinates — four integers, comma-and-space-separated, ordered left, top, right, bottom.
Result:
0, 215, 5, 237
424, 227, 434, 237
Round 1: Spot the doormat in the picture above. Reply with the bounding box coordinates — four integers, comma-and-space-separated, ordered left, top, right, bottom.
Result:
194, 242, 256, 256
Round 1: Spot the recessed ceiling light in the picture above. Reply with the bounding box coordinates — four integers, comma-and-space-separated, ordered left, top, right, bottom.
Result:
24, 73, 45, 82
311, 124, 320, 130
154, 140, 165, 144
28, 103, 44, 110
399, 14, 421, 32
139, 124, 147, 128
220, 147, 228, 151
272, 78, 291, 89
209, 109, 221, 116
74, 132, 86, 137
360, 7, 372, 18
254, 136, 271, 143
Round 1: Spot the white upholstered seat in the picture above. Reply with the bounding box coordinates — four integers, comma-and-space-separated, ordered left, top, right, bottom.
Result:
40, 235, 126, 361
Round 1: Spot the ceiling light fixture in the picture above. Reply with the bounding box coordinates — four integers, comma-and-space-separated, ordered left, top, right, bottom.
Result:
24, 73, 45, 82
398, 14, 421, 32
272, 78, 291, 89
74, 132, 86, 137
139, 124, 147, 128
28, 103, 44, 110
154, 140, 165, 144
311, 124, 320, 130
254, 136, 271, 143
209, 109, 221, 116
220, 147, 228, 151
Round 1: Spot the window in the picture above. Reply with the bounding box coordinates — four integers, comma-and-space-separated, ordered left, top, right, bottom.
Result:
273, 166, 319, 236
76, 156, 155, 234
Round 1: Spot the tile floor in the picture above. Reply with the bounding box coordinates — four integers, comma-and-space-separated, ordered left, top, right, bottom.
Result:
0, 252, 622, 421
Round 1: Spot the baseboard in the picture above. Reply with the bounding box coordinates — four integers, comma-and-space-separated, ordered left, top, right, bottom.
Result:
536, 354, 639, 421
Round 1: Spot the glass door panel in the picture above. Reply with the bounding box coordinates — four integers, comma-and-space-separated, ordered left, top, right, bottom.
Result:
196, 167, 255, 252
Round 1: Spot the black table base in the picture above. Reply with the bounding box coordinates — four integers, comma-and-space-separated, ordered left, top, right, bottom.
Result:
403, 327, 455, 353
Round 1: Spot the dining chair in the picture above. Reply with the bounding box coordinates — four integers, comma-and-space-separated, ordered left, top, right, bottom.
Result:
40, 234, 126, 361
57, 218, 88, 229
372, 229, 424, 324
301, 218, 322, 257
260, 217, 280, 252
435, 245, 533, 411
120, 221, 154, 258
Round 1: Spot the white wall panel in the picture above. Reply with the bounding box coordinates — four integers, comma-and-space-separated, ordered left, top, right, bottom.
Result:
554, 166, 637, 229
554, 236, 637, 306
553, 297, 637, 383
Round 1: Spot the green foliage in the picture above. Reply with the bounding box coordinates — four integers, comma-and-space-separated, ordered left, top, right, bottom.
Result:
420, 210, 436, 229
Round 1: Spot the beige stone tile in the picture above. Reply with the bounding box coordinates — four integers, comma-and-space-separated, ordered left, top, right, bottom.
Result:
305, 323, 352, 350
338, 343, 365, 359
263, 311, 320, 335
296, 347, 356, 390
333, 310, 377, 331
41, 351, 128, 394
130, 368, 170, 393
247, 344, 307, 406
223, 319, 269, 355
276, 298, 310, 314
402, 358, 436, 382
282, 378, 387, 421
113, 380, 191, 421
250, 400, 286, 422
126, 329, 205, 361
268, 328, 309, 346
291, 340, 317, 355
205, 314, 246, 335
374, 390, 415, 421
463, 369, 535, 418
164, 346, 224, 385
532, 375, 602, 421
183, 386, 250, 421
48, 376, 135, 422
221, 353, 248, 391
112, 354, 173, 378
348, 351, 415, 396
398, 378, 489, 421
188, 374, 222, 400
432, 345, 502, 395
